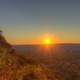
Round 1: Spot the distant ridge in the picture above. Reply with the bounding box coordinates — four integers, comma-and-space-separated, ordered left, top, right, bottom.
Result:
13, 43, 80, 53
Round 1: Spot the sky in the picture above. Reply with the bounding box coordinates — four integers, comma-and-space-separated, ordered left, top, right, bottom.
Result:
0, 0, 80, 44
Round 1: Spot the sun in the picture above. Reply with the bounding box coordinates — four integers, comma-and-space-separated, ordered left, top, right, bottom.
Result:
40, 33, 55, 45
44, 39, 51, 45
35, 33, 59, 45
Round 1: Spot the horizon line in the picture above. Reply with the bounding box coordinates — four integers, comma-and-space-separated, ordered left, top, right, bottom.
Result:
12, 43, 80, 45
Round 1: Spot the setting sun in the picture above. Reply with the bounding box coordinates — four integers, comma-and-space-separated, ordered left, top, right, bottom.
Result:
44, 39, 52, 45
41, 33, 56, 45
35, 33, 60, 45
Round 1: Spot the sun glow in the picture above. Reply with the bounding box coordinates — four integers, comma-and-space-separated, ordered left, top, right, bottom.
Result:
44, 38, 52, 45
42, 34, 55, 45
35, 33, 60, 45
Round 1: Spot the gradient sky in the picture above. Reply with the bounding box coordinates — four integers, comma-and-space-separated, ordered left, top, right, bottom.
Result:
0, 0, 80, 44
